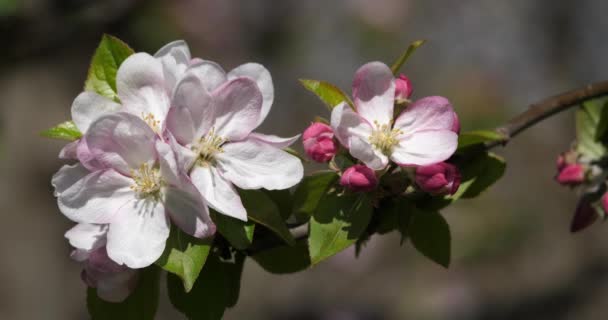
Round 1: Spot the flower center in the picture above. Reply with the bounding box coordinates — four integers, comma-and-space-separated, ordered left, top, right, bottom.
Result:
368, 121, 401, 155
193, 128, 226, 167
130, 163, 162, 198
142, 113, 161, 132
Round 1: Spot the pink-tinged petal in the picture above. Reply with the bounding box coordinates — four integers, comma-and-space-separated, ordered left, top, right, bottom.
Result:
330, 102, 374, 147
391, 130, 458, 166
190, 166, 247, 221
216, 138, 304, 190
77, 137, 106, 171
116, 53, 170, 122
57, 169, 135, 224
163, 131, 196, 173
71, 92, 121, 132
156, 139, 180, 186
163, 182, 216, 238
211, 77, 263, 141
154, 40, 191, 92
352, 61, 395, 127
350, 136, 389, 170
106, 199, 170, 268
186, 60, 227, 92
65, 223, 108, 251
86, 113, 157, 175
228, 63, 274, 126
166, 73, 213, 144
52, 163, 89, 196
59, 140, 79, 160
248, 133, 300, 149
394, 96, 458, 134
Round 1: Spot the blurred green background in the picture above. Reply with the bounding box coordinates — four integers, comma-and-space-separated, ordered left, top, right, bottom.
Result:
2, 0, 608, 319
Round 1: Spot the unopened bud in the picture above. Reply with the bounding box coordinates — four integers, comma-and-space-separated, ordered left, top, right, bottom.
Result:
340, 164, 378, 192
415, 162, 461, 195
303, 123, 338, 162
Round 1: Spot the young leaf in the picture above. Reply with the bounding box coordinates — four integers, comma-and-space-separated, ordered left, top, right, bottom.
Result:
390, 40, 426, 75
308, 193, 373, 265
409, 209, 451, 268
252, 240, 311, 274
451, 152, 506, 200
457, 130, 507, 150
293, 171, 339, 217
299, 79, 354, 110
87, 266, 160, 320
168, 252, 246, 320
85, 34, 135, 101
240, 189, 295, 246
263, 189, 293, 220
40, 120, 82, 141
576, 99, 608, 159
155, 226, 213, 292
210, 210, 255, 250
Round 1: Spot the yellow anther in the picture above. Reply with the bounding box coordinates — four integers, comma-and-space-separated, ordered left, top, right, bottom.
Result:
193, 128, 226, 167
142, 113, 161, 132
368, 123, 401, 155
130, 163, 162, 198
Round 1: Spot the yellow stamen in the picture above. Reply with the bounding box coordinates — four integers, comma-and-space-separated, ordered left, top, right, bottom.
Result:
369, 121, 401, 155
130, 163, 162, 198
142, 113, 161, 132
193, 128, 226, 167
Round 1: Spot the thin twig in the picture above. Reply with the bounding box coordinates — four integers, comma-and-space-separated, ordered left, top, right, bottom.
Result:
249, 80, 608, 255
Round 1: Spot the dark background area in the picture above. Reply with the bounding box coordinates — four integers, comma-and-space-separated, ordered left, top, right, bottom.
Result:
1, 0, 608, 319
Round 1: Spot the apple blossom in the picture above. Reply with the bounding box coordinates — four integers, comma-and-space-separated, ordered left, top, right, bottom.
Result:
164, 62, 303, 221
331, 61, 459, 170
340, 164, 378, 192
53, 112, 215, 268
302, 122, 338, 162
65, 223, 138, 302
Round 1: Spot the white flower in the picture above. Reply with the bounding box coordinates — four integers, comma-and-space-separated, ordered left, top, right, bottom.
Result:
165, 62, 303, 221
53, 112, 214, 268
331, 61, 459, 170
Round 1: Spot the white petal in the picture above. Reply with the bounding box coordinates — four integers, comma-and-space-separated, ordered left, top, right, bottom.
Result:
71, 92, 121, 133
116, 53, 170, 122
216, 138, 304, 190
211, 77, 263, 141
106, 199, 170, 269
164, 131, 197, 173
350, 136, 388, 170
186, 60, 227, 92
77, 137, 106, 172
190, 166, 247, 221
166, 73, 213, 144
154, 40, 191, 60
228, 63, 274, 126
59, 140, 79, 160
352, 61, 395, 126
247, 133, 300, 149
65, 223, 108, 251
393, 96, 458, 134
154, 40, 191, 92
86, 113, 157, 175
57, 169, 135, 224
163, 182, 215, 238
52, 163, 89, 196
330, 102, 373, 147
391, 130, 458, 166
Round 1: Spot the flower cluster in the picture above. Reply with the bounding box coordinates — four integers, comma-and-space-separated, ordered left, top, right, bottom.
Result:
302, 62, 461, 196
52, 41, 303, 301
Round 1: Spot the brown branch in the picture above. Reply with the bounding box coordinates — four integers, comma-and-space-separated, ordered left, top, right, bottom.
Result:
249, 80, 608, 255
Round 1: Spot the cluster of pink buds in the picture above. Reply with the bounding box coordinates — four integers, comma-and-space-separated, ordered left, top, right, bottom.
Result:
302, 63, 461, 196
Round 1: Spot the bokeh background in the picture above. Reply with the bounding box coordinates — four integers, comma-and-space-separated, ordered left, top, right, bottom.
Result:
2, 0, 608, 319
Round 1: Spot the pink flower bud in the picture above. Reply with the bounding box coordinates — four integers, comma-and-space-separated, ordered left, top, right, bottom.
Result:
570, 198, 598, 233
340, 164, 378, 192
556, 164, 585, 186
415, 162, 461, 195
451, 114, 461, 134
302, 122, 338, 162
394, 74, 413, 101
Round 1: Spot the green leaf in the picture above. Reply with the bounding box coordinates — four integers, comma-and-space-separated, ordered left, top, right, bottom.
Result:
576, 98, 608, 159
87, 266, 160, 320
299, 79, 354, 110
375, 198, 412, 244
155, 226, 213, 292
457, 130, 507, 150
293, 171, 339, 217
240, 189, 295, 246
409, 209, 451, 268
451, 152, 506, 200
168, 252, 245, 320
40, 120, 82, 141
252, 240, 311, 274
210, 210, 255, 250
390, 40, 426, 75
85, 34, 135, 101
309, 193, 373, 265
263, 189, 293, 220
